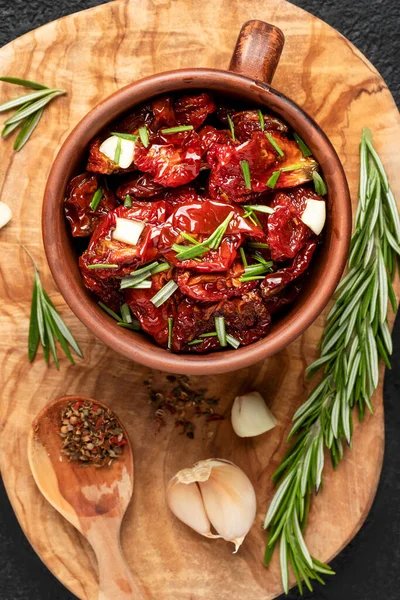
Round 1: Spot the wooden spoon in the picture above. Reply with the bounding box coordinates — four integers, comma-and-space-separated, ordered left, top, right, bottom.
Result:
28, 395, 144, 600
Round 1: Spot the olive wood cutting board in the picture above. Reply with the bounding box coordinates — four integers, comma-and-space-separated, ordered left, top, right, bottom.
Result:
0, 0, 399, 598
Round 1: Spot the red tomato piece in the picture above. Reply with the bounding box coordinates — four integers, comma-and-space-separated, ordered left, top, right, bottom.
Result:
158, 199, 264, 272
175, 260, 258, 302
174, 93, 216, 130
79, 263, 123, 313
264, 281, 303, 315
261, 239, 318, 298
151, 95, 176, 129
134, 130, 202, 187
265, 134, 318, 189
79, 201, 168, 280
116, 173, 164, 200
267, 187, 321, 261
232, 110, 289, 142
64, 172, 118, 237
208, 132, 277, 201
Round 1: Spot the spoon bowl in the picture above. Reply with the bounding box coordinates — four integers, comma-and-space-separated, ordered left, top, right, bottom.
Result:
28, 395, 144, 600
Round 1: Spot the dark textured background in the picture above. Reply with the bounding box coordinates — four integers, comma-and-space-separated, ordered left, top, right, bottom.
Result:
0, 1, 399, 599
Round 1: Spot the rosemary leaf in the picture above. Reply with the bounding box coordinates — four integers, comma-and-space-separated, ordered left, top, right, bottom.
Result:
0, 76, 48, 90
13, 108, 44, 151
4, 90, 65, 125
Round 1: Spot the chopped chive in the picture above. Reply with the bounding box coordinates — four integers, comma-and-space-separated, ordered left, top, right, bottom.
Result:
239, 246, 248, 268
206, 211, 234, 249
151, 262, 170, 274
181, 232, 202, 245
252, 251, 269, 265
120, 303, 132, 324
139, 126, 149, 147
199, 331, 218, 338
243, 210, 259, 227
128, 280, 152, 289
0, 76, 49, 90
227, 114, 235, 141
175, 212, 234, 261
161, 125, 194, 134
249, 242, 269, 249
98, 301, 121, 321
215, 316, 227, 347
281, 163, 306, 172
150, 280, 178, 307
112, 132, 138, 141
257, 109, 265, 131
293, 132, 312, 157
129, 261, 159, 277
266, 170, 281, 188
124, 194, 132, 208
244, 204, 274, 215
175, 242, 208, 261
90, 188, 103, 211
117, 321, 141, 331
240, 160, 252, 189
87, 263, 118, 269
114, 136, 122, 165
168, 317, 173, 349
313, 171, 328, 196
188, 339, 204, 346
245, 261, 273, 272
239, 275, 266, 282
266, 133, 284, 157
226, 334, 240, 349
120, 271, 152, 290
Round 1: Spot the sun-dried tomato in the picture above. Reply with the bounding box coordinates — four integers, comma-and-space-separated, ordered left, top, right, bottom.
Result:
116, 173, 164, 200
232, 110, 289, 142
64, 172, 118, 237
174, 93, 216, 130
175, 260, 258, 302
134, 130, 202, 187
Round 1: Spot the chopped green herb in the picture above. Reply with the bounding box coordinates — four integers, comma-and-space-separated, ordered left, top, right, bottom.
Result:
89, 188, 103, 211
168, 317, 173, 349
266, 170, 281, 188
114, 136, 122, 165
248, 242, 270, 249
87, 263, 118, 270
252, 251, 269, 265
188, 339, 204, 346
227, 114, 235, 141
181, 232, 202, 245
139, 126, 149, 148
124, 194, 132, 208
127, 280, 152, 289
240, 160, 252, 189
257, 109, 265, 131
226, 334, 240, 349
266, 133, 284, 157
239, 247, 248, 268
150, 280, 178, 307
151, 262, 170, 274
206, 211, 234, 249
174, 212, 234, 261
281, 163, 306, 172
244, 204, 274, 215
293, 132, 312, 157
215, 316, 227, 347
161, 125, 194, 134
111, 132, 138, 141
129, 261, 159, 277
98, 301, 121, 321
199, 332, 218, 338
120, 303, 132, 324
238, 275, 266, 282
313, 171, 328, 196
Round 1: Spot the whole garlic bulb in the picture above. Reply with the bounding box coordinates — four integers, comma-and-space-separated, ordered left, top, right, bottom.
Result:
166, 458, 256, 552
231, 391, 277, 438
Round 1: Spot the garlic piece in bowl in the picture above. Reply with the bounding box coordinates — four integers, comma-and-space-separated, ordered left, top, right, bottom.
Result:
231, 391, 277, 438
166, 458, 256, 552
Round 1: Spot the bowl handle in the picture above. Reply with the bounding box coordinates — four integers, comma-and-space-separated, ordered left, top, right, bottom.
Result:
229, 20, 285, 85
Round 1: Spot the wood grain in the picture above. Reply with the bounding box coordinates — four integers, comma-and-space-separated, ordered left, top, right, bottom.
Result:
0, 0, 399, 599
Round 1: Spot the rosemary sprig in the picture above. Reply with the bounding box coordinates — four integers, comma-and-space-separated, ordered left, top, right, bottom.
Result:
23, 246, 83, 368
264, 128, 400, 594
0, 77, 66, 151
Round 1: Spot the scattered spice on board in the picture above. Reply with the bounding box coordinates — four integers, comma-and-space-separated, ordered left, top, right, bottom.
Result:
59, 400, 127, 467
144, 373, 223, 439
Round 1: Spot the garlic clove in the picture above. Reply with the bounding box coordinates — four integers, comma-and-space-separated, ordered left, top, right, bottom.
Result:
198, 460, 257, 552
231, 391, 277, 438
300, 198, 326, 235
0, 202, 12, 229
99, 135, 136, 169
112, 217, 145, 246
166, 476, 219, 539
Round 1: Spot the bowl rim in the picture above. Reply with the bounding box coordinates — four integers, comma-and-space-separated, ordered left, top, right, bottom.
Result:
43, 67, 352, 374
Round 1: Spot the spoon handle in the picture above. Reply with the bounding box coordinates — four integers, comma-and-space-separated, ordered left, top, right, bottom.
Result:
87, 522, 145, 599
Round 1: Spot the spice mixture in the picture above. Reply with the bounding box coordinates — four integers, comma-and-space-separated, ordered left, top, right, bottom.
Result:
60, 400, 127, 467
144, 373, 223, 439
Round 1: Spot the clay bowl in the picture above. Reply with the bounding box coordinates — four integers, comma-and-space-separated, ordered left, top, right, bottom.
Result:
42, 20, 352, 375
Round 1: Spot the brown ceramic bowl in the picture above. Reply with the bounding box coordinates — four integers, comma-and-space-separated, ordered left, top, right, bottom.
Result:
43, 20, 351, 375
